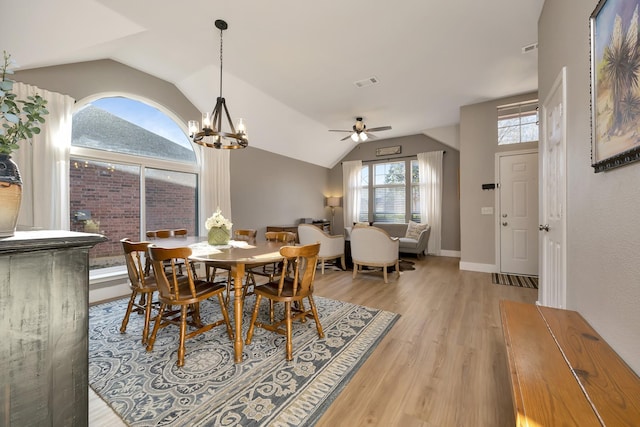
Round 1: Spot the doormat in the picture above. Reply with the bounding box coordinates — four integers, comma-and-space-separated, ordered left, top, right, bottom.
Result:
491, 273, 538, 289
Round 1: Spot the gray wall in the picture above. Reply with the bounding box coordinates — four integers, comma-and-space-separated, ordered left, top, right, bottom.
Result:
329, 134, 461, 252
14, 59, 200, 125
230, 146, 329, 239
14, 60, 330, 241
459, 92, 538, 267
540, 0, 640, 374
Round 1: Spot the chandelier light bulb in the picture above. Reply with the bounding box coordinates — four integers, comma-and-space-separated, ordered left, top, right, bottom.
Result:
351, 133, 359, 142
236, 118, 246, 135
188, 120, 199, 137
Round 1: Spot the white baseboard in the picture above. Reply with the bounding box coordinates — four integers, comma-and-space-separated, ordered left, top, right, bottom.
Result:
439, 250, 461, 258
459, 261, 497, 273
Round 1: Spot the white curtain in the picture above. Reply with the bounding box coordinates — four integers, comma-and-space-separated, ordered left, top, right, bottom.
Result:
12, 83, 75, 231
418, 151, 443, 255
200, 147, 231, 233
342, 160, 362, 227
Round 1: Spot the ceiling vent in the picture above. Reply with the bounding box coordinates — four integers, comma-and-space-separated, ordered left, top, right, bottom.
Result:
522, 42, 538, 54
354, 76, 379, 88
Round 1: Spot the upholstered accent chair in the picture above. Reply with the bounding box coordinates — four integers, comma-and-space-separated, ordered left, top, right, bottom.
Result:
297, 224, 345, 274
350, 226, 400, 283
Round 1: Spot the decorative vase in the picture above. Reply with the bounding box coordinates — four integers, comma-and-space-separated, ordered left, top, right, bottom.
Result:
0, 155, 22, 238
208, 226, 230, 245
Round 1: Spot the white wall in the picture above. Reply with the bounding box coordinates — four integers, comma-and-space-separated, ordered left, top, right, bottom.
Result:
540, 0, 640, 375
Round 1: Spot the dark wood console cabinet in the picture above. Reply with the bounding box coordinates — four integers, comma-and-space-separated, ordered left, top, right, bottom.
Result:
0, 230, 106, 426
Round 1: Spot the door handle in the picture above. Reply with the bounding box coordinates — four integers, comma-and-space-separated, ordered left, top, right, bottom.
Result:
502, 222, 508, 227
539, 224, 550, 232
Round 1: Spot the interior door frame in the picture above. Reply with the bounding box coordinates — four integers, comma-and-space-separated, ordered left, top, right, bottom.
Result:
494, 148, 539, 274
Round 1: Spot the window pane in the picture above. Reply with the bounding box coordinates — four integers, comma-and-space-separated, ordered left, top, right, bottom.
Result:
145, 168, 198, 234
411, 184, 421, 222
72, 97, 196, 163
359, 166, 369, 222
374, 162, 405, 185
411, 160, 420, 183
374, 187, 405, 222
70, 158, 140, 269
497, 100, 539, 145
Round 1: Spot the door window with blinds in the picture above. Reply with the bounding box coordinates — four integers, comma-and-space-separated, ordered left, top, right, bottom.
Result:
497, 99, 539, 145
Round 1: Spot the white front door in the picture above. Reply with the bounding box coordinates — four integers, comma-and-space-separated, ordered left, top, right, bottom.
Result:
539, 67, 567, 309
498, 151, 539, 276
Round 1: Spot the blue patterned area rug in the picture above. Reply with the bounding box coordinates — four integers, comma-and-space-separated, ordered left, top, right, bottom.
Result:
89, 295, 399, 426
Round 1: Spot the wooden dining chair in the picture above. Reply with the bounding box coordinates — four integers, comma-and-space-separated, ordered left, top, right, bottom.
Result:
119, 238, 159, 345
245, 243, 324, 361
260, 231, 296, 278
146, 228, 192, 276
172, 228, 200, 277
206, 228, 258, 304
172, 228, 188, 237
155, 229, 172, 238
146, 245, 233, 367
235, 229, 257, 244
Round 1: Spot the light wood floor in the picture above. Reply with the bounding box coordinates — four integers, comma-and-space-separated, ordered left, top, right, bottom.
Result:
89, 255, 537, 426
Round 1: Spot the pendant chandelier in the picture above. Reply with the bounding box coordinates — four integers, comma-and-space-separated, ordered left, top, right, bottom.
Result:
188, 19, 248, 149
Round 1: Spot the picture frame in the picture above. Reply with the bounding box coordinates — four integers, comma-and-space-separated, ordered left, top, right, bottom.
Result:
590, 0, 640, 172
376, 145, 401, 157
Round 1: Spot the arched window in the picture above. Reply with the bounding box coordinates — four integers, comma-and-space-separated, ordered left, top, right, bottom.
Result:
70, 95, 199, 270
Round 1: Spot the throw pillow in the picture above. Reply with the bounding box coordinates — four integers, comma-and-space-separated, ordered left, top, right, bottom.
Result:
354, 222, 370, 228
405, 221, 427, 239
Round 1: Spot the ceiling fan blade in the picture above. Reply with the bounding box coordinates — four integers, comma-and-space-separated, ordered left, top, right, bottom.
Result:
367, 125, 392, 132
329, 129, 351, 133
340, 134, 353, 141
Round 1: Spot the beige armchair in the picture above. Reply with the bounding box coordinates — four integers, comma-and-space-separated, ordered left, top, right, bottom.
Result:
298, 224, 346, 274
350, 226, 400, 283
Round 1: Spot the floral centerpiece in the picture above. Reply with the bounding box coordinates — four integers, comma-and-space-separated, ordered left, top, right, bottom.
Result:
205, 208, 232, 245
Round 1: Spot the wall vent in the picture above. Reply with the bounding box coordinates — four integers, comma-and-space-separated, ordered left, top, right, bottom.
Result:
354, 76, 379, 88
522, 43, 538, 54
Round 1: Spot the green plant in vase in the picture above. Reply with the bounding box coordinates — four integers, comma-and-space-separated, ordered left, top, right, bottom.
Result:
205, 208, 233, 245
0, 50, 49, 237
1, 51, 49, 154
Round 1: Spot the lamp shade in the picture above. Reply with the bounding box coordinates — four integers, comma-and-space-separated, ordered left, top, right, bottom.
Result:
326, 197, 341, 208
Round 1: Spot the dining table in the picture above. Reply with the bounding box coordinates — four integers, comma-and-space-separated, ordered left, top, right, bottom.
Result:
150, 236, 286, 363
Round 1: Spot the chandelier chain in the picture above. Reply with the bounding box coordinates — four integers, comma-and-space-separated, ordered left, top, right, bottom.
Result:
219, 26, 223, 99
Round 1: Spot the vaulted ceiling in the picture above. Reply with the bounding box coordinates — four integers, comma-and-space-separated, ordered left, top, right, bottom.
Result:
3, 0, 543, 168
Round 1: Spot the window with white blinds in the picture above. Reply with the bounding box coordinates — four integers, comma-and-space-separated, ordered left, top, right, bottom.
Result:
497, 99, 539, 145
357, 159, 421, 223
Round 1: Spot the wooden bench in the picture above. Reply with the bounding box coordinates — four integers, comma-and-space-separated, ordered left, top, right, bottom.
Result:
500, 300, 640, 426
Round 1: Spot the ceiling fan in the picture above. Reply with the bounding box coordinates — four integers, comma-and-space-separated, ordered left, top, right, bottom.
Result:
329, 117, 392, 142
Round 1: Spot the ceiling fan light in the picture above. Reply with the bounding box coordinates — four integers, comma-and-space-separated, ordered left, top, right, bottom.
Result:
351, 133, 359, 142
360, 132, 368, 141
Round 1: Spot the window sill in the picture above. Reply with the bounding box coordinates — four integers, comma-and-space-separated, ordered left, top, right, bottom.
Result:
90, 266, 128, 285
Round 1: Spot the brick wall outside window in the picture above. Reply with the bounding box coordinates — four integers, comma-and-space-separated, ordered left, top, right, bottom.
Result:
70, 160, 196, 269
